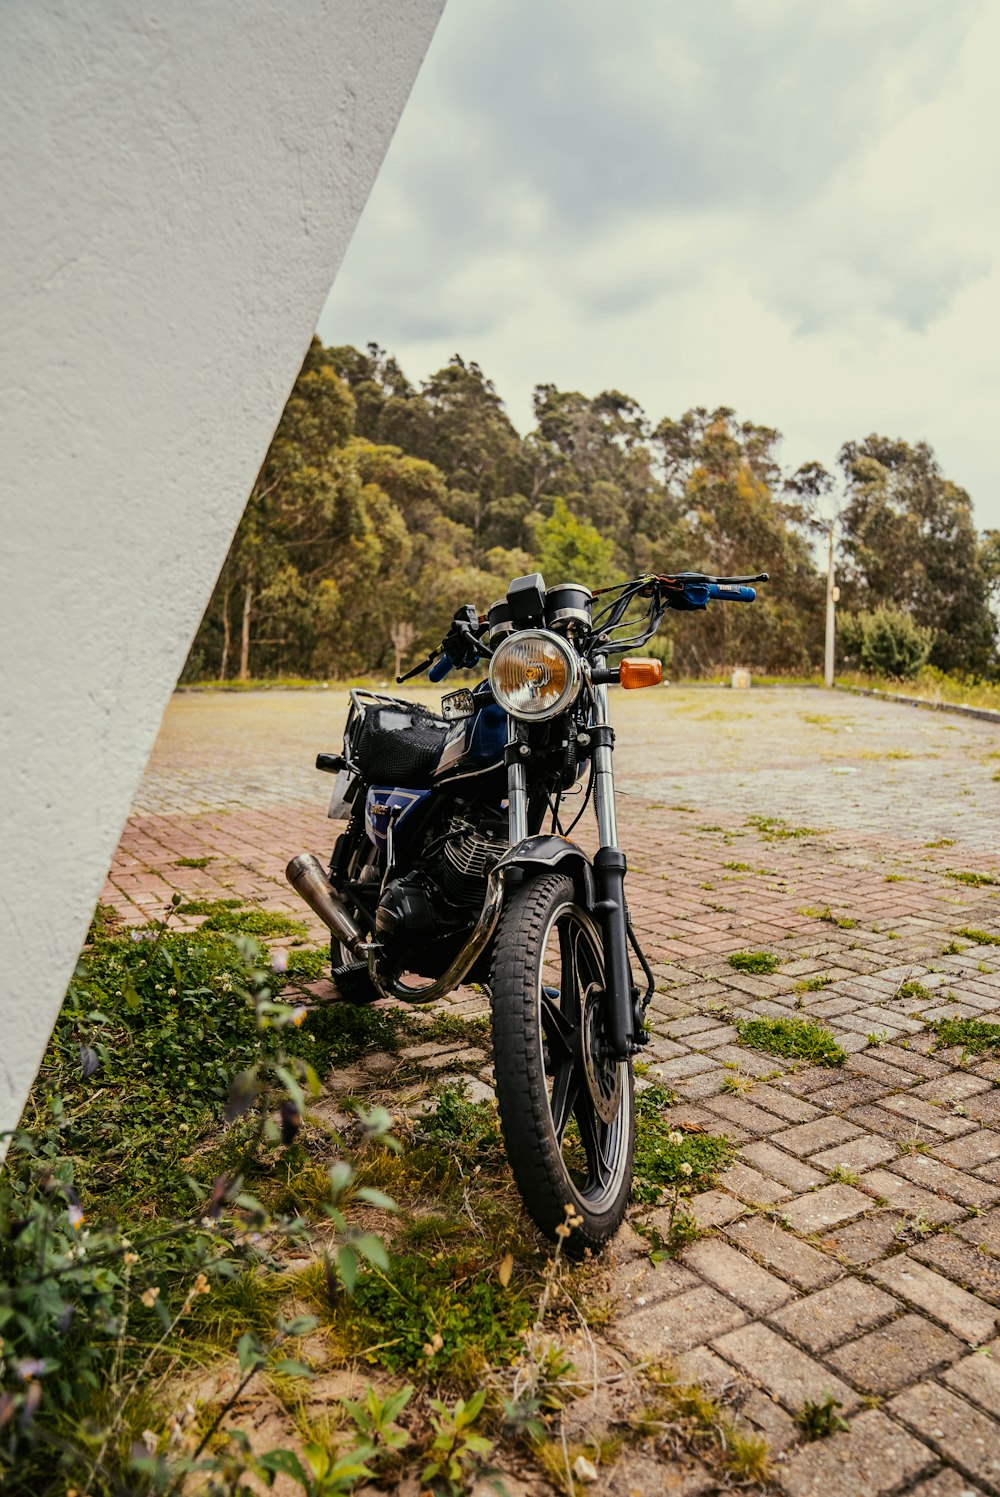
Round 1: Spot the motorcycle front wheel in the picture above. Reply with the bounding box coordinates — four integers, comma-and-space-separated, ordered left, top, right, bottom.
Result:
490, 871, 634, 1257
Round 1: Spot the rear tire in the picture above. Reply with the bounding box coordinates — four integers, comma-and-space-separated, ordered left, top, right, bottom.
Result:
490, 872, 634, 1257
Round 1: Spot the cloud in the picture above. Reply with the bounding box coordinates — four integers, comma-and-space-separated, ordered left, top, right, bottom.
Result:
319, 0, 1000, 528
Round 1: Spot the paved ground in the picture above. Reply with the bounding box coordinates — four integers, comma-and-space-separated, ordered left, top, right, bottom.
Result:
104, 685, 1000, 1494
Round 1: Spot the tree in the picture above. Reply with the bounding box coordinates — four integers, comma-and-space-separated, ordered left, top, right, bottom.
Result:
529, 498, 622, 591
838, 436, 997, 676
652, 409, 823, 674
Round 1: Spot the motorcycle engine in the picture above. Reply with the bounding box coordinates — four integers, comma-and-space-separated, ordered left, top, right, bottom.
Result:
374, 813, 507, 956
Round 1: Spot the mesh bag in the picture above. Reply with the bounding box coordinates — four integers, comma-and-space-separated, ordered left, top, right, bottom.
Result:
351, 702, 450, 787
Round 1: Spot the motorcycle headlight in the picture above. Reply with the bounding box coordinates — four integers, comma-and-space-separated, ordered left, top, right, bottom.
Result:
488, 629, 583, 722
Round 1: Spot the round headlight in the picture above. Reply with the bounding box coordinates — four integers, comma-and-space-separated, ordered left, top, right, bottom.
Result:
488, 629, 582, 721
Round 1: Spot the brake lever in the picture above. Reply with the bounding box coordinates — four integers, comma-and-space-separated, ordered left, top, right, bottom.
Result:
396, 651, 439, 684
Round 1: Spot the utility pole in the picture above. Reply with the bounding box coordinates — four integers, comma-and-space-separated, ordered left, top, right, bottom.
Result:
824, 523, 838, 688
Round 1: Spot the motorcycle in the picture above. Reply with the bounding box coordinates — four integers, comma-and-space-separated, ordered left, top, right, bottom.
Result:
286, 567, 765, 1254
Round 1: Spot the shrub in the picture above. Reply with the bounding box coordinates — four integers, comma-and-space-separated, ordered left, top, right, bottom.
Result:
838, 605, 934, 679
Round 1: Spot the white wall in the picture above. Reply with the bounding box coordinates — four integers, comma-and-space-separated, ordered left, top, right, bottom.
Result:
0, 0, 445, 1143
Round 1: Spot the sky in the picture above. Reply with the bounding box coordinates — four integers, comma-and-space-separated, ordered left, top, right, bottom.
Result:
318, 0, 1000, 532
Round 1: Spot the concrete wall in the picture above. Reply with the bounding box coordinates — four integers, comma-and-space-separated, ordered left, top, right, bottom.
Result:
0, 0, 445, 1143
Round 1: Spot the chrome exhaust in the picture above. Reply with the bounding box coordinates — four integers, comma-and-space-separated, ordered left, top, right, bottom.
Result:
285, 853, 367, 956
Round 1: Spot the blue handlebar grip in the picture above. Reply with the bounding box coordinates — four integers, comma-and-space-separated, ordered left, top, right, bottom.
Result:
708, 583, 757, 602
428, 653, 453, 682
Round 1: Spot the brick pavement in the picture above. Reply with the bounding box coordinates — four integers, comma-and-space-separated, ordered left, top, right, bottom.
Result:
103, 685, 1000, 1493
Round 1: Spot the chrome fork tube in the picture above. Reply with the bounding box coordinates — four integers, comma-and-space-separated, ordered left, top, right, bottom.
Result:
506, 716, 529, 844
591, 653, 619, 848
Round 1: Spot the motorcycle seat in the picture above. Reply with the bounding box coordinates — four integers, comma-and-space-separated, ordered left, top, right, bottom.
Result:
352, 704, 450, 788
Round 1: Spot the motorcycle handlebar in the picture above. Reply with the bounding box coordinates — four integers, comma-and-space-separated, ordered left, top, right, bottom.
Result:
708, 583, 757, 602
428, 653, 453, 683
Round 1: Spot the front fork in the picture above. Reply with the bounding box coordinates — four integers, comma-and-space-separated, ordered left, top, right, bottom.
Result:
505, 655, 640, 1060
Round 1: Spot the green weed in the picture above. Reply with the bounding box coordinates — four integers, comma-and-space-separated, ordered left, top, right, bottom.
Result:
747, 815, 818, 840
735, 1017, 846, 1067
928, 1017, 1000, 1054
177, 896, 242, 915
948, 870, 999, 887
633, 1094, 736, 1208
794, 1393, 849, 1440
202, 906, 309, 938
175, 855, 214, 868
728, 951, 780, 975
956, 927, 1000, 946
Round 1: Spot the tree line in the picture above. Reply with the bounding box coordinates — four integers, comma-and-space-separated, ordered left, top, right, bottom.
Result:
182, 338, 1000, 683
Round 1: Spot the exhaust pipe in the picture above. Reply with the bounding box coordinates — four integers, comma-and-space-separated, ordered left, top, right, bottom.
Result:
285, 853, 367, 957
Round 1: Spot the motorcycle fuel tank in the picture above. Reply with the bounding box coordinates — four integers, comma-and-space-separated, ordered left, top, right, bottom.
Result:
364, 786, 431, 859
434, 699, 507, 778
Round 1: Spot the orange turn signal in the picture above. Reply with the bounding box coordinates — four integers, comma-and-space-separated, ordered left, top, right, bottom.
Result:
619, 657, 662, 690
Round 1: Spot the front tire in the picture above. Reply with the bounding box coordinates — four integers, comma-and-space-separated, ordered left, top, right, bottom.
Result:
490, 872, 634, 1257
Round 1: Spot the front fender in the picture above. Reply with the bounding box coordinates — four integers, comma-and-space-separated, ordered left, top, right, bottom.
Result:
496, 834, 595, 910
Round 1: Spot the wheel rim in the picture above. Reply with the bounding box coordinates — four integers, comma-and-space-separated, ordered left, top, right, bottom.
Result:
537, 900, 632, 1214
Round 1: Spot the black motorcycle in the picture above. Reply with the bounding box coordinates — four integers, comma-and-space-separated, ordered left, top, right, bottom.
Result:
287, 567, 765, 1254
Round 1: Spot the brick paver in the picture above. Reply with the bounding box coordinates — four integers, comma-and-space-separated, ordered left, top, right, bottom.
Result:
103, 685, 1000, 1493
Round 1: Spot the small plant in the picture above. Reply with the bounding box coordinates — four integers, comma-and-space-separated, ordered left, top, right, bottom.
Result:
720, 1070, 754, 1096
176, 896, 243, 915
735, 1017, 846, 1067
948, 870, 999, 888
898, 979, 932, 1000
795, 975, 831, 993
794, 1393, 849, 1440
422, 1390, 494, 1493
827, 1164, 859, 1186
202, 905, 309, 938
723, 861, 753, 872
343, 1383, 413, 1462
866, 1031, 890, 1048
633, 1097, 736, 1215
728, 950, 780, 975
747, 815, 818, 840
926, 838, 955, 848
928, 1017, 1000, 1054
281, 946, 330, 983
956, 927, 1000, 947
898, 1137, 929, 1155
175, 855, 213, 868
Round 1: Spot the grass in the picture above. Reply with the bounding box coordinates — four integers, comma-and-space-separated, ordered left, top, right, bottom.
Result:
898, 979, 932, 1000
176, 896, 243, 915
319, 1252, 536, 1379
728, 951, 780, 975
633, 1086, 734, 1207
956, 927, 1000, 946
837, 666, 1000, 714
947, 870, 999, 888
201, 906, 309, 938
798, 906, 858, 928
282, 946, 330, 983
735, 1017, 846, 1068
928, 1018, 1000, 1054
746, 815, 819, 841
175, 855, 214, 868
794, 1393, 849, 1440
795, 975, 832, 993
636, 1371, 772, 1485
